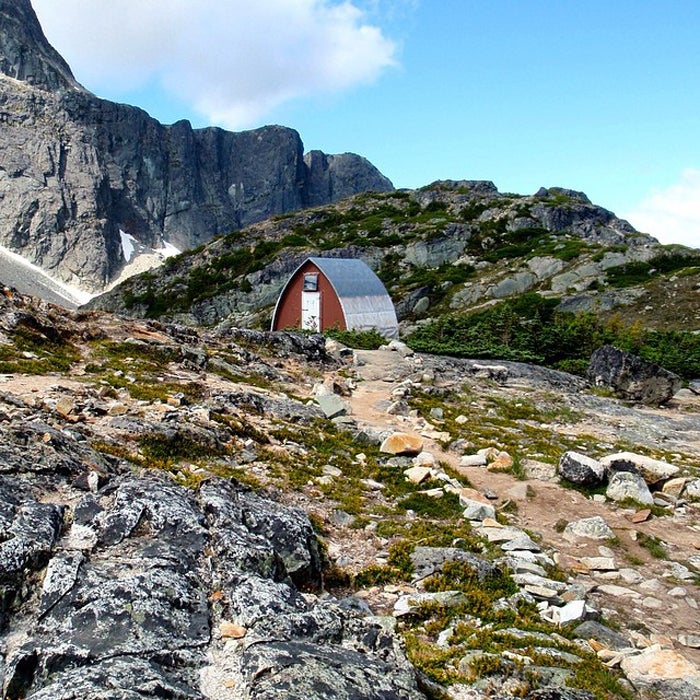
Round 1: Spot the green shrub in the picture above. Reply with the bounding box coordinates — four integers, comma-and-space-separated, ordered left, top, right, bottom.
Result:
324, 327, 386, 349
406, 293, 700, 379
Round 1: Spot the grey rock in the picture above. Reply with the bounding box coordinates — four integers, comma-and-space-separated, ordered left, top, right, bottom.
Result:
572, 620, 630, 651
0, 0, 80, 91
412, 296, 430, 315
0, 412, 421, 700
461, 499, 496, 522
563, 516, 615, 541
303, 150, 393, 207
587, 346, 682, 404
316, 393, 350, 420
409, 546, 497, 582
233, 635, 424, 700
557, 451, 605, 486
501, 533, 542, 553
606, 471, 654, 506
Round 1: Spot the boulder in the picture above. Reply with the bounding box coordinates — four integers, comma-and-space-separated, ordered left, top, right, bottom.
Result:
459, 454, 488, 467
620, 645, 700, 700
557, 451, 605, 486
606, 471, 654, 506
379, 432, 423, 456
409, 547, 497, 582
573, 620, 630, 651
587, 346, 682, 404
315, 393, 350, 420
403, 466, 433, 484
600, 451, 679, 485
563, 516, 615, 541
685, 479, 700, 501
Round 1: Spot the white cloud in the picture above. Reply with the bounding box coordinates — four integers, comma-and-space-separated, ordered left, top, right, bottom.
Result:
31, 0, 397, 129
624, 169, 700, 249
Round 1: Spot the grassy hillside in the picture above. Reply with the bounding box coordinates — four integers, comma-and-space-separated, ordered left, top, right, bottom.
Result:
88, 180, 700, 376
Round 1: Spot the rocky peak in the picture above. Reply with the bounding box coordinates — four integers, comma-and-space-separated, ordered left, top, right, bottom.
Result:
0, 1, 394, 296
0, 0, 82, 91
303, 150, 393, 207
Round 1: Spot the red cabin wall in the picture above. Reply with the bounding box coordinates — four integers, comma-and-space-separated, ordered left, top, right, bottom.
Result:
273, 261, 346, 331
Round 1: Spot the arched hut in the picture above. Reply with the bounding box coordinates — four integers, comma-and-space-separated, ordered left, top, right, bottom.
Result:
271, 257, 398, 338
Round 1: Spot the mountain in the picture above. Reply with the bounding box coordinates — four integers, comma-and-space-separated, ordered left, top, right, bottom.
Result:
87, 179, 700, 336
0, 0, 393, 294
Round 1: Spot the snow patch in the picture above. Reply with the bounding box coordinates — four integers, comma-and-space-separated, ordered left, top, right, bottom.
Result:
120, 230, 137, 262
105, 239, 182, 291
0, 244, 94, 306
157, 241, 181, 258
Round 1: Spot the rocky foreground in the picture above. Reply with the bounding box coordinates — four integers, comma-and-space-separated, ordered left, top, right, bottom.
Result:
0, 289, 699, 699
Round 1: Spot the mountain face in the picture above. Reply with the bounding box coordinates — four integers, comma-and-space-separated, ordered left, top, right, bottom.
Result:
0, 0, 393, 293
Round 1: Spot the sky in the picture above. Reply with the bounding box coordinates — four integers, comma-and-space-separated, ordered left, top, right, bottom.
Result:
31, 0, 700, 249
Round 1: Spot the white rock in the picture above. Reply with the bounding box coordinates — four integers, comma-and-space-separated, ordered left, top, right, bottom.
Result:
580, 557, 617, 571
620, 644, 700, 688
403, 466, 433, 484
685, 479, 700, 500
459, 454, 488, 467
678, 634, 700, 648
601, 451, 679, 484
618, 568, 644, 585
413, 451, 436, 467
606, 471, 654, 506
662, 477, 688, 497
554, 599, 587, 625
563, 516, 615, 541
596, 584, 641, 598
639, 578, 665, 593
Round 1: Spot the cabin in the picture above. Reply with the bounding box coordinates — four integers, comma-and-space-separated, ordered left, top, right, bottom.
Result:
271, 257, 399, 338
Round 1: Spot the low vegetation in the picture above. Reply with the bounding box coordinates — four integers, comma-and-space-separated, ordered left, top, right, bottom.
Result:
407, 292, 700, 378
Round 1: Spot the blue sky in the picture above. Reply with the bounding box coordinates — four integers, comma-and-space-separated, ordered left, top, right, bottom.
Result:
32, 1, 700, 248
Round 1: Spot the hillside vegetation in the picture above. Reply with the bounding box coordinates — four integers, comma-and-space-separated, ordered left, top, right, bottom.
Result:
89, 180, 700, 376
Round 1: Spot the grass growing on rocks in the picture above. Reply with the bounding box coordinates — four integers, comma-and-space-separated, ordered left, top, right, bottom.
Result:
0, 322, 80, 374
83, 339, 207, 402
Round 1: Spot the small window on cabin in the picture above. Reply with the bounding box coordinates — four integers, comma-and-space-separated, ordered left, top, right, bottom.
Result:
303, 273, 318, 291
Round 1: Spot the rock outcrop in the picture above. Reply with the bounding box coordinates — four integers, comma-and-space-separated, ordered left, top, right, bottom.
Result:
0, 0, 79, 91
0, 289, 699, 699
587, 346, 682, 404
0, 0, 393, 293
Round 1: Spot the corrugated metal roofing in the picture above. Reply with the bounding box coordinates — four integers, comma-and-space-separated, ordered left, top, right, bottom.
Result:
273, 257, 399, 338
308, 257, 389, 298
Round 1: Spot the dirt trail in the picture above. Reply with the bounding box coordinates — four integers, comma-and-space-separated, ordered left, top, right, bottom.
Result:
339, 348, 700, 662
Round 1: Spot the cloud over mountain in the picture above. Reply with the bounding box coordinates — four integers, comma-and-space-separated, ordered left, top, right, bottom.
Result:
624, 168, 700, 248
31, 0, 397, 128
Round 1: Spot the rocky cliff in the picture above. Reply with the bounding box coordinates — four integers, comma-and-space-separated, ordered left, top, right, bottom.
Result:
0, 0, 393, 293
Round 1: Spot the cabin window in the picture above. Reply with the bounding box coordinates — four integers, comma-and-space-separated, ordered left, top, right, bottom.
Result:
303, 273, 318, 291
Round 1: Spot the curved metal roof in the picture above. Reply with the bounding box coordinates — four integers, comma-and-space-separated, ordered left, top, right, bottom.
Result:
308, 257, 389, 298
273, 257, 399, 338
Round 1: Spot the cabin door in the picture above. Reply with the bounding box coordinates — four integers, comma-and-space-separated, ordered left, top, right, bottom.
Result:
301, 292, 321, 331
